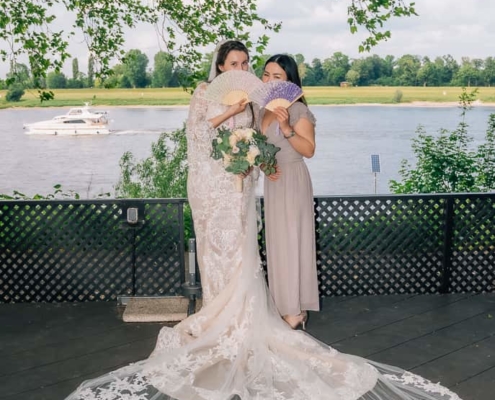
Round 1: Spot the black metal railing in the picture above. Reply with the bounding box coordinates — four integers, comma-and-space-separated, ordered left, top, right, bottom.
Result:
1, 193, 494, 303
312, 194, 495, 296
0, 199, 185, 302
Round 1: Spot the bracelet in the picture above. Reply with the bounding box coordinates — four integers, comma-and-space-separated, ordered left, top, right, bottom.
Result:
284, 130, 296, 139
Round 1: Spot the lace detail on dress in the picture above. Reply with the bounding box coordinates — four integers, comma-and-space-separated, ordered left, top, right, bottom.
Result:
185, 82, 256, 306
383, 371, 462, 399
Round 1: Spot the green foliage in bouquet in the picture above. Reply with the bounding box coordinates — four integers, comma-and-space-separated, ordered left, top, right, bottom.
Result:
211, 127, 280, 175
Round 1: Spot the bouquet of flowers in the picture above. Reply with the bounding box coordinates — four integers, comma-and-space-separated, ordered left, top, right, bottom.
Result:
211, 127, 280, 191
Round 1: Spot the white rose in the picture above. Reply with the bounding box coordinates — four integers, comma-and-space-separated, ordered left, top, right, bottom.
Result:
223, 154, 231, 167
246, 129, 255, 140
246, 145, 260, 165
237, 128, 254, 140
246, 154, 256, 165
248, 145, 260, 157
232, 146, 240, 154
229, 134, 239, 147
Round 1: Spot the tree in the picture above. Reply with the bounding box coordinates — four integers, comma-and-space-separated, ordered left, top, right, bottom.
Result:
453, 57, 482, 87
46, 71, 67, 89
347, 1, 418, 52
122, 49, 149, 88
72, 58, 79, 81
1, 1, 416, 99
482, 57, 495, 87
345, 69, 360, 86
440, 54, 459, 86
7, 63, 31, 88
417, 57, 441, 87
103, 64, 125, 88
389, 88, 495, 194
476, 114, 495, 190
115, 125, 193, 239
323, 52, 350, 86
87, 55, 95, 88
5, 84, 24, 102
348, 58, 372, 86
0, 0, 281, 99
394, 54, 421, 86
310, 58, 325, 86
152, 51, 174, 88
66, 57, 83, 88
116, 126, 188, 199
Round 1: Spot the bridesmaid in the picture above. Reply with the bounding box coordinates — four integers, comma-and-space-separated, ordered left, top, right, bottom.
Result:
260, 54, 320, 329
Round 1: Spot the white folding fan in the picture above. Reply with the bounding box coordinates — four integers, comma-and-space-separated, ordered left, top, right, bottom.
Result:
204, 70, 264, 105
250, 81, 304, 111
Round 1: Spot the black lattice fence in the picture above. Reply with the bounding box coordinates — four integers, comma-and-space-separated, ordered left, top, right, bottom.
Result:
450, 195, 495, 292
2, 194, 494, 303
314, 194, 495, 296
0, 199, 185, 303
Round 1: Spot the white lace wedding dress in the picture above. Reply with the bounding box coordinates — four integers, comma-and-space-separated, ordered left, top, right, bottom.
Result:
66, 83, 463, 400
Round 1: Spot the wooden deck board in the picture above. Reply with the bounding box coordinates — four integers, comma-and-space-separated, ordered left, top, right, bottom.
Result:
0, 294, 493, 400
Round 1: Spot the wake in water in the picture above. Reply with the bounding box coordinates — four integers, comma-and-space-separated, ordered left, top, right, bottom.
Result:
113, 129, 164, 135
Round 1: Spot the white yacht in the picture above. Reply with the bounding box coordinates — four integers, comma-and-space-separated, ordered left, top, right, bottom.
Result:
23, 103, 111, 135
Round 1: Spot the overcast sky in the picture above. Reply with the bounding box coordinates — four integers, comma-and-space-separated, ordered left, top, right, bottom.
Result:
2, 0, 494, 77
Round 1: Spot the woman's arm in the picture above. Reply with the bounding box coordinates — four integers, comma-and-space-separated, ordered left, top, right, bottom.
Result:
208, 99, 248, 129
272, 105, 316, 158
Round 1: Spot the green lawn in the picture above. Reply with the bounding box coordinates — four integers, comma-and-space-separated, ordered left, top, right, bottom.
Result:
1, 86, 495, 109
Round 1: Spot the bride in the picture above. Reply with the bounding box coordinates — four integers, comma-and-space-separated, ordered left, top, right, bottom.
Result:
65, 40, 462, 400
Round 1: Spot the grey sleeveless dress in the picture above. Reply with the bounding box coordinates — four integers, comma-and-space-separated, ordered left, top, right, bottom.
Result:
262, 101, 320, 316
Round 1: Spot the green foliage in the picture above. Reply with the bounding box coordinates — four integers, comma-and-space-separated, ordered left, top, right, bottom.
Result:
0, 0, 281, 99
0, 184, 111, 200
0, 184, 81, 200
390, 87, 495, 193
476, 114, 495, 190
392, 89, 403, 103
121, 49, 149, 88
5, 84, 24, 102
46, 71, 67, 89
211, 127, 280, 175
347, 1, 418, 52
116, 126, 188, 199
152, 51, 174, 88
115, 124, 192, 240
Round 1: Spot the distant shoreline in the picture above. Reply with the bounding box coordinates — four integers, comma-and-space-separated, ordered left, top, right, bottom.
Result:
4, 101, 495, 110
2, 86, 495, 110
316, 101, 495, 108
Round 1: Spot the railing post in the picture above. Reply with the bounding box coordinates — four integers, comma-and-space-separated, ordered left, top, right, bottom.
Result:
182, 237, 202, 315
441, 197, 455, 293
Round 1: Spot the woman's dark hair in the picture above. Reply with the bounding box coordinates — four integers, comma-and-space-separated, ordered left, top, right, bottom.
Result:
263, 54, 307, 105
215, 40, 250, 77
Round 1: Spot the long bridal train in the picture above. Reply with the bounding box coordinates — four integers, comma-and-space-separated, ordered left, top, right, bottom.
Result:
66, 189, 462, 400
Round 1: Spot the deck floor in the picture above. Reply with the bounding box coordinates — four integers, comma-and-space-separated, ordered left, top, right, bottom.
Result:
1, 293, 494, 400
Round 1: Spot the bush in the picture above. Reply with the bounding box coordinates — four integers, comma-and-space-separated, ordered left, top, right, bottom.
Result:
115, 124, 192, 240
389, 88, 495, 194
5, 85, 25, 102
392, 89, 403, 103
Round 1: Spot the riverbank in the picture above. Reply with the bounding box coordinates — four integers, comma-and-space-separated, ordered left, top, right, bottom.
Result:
1, 86, 495, 109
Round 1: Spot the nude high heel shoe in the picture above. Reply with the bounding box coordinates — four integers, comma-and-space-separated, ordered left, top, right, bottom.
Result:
283, 311, 308, 330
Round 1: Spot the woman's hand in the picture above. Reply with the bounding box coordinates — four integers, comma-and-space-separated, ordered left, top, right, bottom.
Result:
209, 99, 248, 129
261, 164, 281, 181
272, 106, 290, 133
227, 99, 248, 117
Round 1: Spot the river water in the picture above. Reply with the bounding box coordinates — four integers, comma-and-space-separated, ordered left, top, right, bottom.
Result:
1, 104, 494, 198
